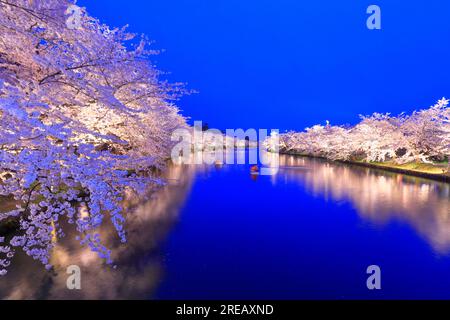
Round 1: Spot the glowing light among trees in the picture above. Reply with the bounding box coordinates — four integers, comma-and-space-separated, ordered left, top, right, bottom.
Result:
0, 0, 187, 275
278, 98, 450, 166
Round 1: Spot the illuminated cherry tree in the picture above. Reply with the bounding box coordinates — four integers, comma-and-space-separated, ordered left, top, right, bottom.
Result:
0, 0, 187, 275
277, 98, 450, 166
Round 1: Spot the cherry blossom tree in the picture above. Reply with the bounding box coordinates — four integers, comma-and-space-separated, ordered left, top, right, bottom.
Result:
0, 0, 187, 275
276, 98, 450, 167
400, 98, 450, 163
350, 113, 407, 163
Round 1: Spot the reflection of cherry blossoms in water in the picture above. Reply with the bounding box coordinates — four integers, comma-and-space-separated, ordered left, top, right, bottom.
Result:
275, 155, 450, 254
0, 164, 196, 299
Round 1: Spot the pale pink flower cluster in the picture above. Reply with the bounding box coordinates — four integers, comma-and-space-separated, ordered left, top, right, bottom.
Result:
0, 0, 187, 275
278, 98, 450, 164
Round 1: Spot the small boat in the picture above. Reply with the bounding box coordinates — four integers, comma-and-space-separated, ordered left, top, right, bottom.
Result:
250, 165, 259, 174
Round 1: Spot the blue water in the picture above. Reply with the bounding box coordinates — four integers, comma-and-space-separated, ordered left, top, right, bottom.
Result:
156, 155, 450, 299
2, 153, 450, 299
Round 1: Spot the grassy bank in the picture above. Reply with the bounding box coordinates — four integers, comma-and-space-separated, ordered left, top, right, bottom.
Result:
281, 150, 450, 184
369, 161, 447, 174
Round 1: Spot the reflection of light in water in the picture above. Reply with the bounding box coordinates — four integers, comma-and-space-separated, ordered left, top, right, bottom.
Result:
276, 155, 450, 254
3, 153, 450, 298
0, 164, 197, 299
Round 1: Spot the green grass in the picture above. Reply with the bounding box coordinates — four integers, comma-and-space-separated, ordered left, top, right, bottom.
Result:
366, 161, 448, 175
281, 150, 450, 176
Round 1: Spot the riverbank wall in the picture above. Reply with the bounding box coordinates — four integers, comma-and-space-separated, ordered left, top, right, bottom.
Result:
280, 150, 450, 184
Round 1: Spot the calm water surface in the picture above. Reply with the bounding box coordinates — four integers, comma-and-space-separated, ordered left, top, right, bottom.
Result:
1, 153, 450, 299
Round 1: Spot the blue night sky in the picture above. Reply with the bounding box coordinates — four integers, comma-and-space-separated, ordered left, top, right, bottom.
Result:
79, 0, 450, 132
